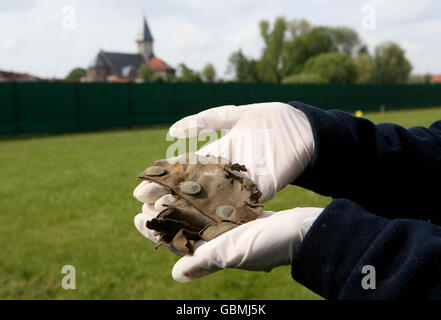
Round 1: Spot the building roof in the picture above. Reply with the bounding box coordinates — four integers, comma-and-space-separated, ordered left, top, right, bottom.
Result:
0, 70, 40, 81
89, 53, 107, 68
91, 50, 145, 78
138, 16, 153, 42
432, 74, 441, 83
147, 57, 175, 72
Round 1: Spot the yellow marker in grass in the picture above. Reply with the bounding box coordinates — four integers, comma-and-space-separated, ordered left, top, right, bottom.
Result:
355, 110, 363, 117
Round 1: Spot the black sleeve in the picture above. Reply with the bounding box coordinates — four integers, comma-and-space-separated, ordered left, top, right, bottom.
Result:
291, 199, 441, 299
288, 101, 441, 224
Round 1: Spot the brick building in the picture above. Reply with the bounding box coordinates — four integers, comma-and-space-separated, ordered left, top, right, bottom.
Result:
84, 17, 175, 82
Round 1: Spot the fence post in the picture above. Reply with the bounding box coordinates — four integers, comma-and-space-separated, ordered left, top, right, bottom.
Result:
127, 82, 133, 129
12, 81, 19, 135
74, 82, 82, 131
212, 83, 216, 107
173, 83, 179, 121
245, 83, 250, 105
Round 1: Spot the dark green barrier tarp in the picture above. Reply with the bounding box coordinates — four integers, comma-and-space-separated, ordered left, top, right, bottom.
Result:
1, 82, 440, 135
0, 83, 15, 134
78, 83, 130, 130
16, 82, 77, 133
131, 82, 176, 125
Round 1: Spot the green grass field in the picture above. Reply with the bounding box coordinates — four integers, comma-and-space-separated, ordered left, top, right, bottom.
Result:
1, 106, 440, 299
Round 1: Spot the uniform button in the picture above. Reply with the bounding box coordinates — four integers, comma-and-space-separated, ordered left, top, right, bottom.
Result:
144, 166, 166, 176
179, 181, 201, 195
216, 205, 235, 219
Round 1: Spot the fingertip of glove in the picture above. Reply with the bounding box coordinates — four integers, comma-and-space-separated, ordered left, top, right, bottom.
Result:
172, 261, 193, 283
133, 213, 147, 233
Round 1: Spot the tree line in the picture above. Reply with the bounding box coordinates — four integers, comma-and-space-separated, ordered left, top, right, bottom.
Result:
67, 17, 418, 84
226, 17, 413, 84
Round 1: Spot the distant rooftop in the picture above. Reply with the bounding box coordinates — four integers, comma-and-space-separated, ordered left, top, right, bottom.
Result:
147, 57, 174, 71
90, 51, 145, 78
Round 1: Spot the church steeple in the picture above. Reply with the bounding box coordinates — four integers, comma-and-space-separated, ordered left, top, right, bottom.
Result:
137, 16, 154, 61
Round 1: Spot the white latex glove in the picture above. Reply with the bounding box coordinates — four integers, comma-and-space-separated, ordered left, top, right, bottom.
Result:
135, 205, 322, 282
169, 102, 314, 202
133, 102, 316, 279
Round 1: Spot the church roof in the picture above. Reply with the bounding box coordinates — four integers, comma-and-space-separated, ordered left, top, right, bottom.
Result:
147, 57, 174, 71
138, 16, 153, 42
91, 50, 145, 78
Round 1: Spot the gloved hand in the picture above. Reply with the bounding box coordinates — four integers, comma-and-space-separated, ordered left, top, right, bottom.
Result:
135, 205, 322, 282
168, 102, 315, 202
133, 102, 317, 280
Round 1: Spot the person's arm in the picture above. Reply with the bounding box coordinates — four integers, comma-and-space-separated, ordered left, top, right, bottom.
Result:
291, 199, 441, 299
289, 101, 441, 224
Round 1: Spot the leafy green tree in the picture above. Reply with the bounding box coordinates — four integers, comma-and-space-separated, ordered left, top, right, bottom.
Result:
286, 18, 311, 41
302, 52, 358, 84
281, 73, 328, 84
407, 74, 425, 84
152, 75, 165, 83
257, 17, 287, 83
282, 27, 335, 77
282, 26, 361, 78
66, 67, 87, 81
373, 42, 412, 84
165, 73, 176, 82
354, 53, 375, 84
137, 65, 154, 82
423, 73, 433, 83
201, 63, 216, 82
227, 50, 259, 83
176, 64, 202, 82
331, 27, 361, 55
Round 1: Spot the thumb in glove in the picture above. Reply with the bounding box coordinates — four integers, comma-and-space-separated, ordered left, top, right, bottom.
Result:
171, 207, 323, 282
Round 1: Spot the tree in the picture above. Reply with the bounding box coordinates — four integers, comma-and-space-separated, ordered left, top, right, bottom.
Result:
423, 73, 433, 83
281, 26, 361, 78
137, 65, 154, 82
302, 52, 358, 84
227, 49, 259, 83
175, 64, 202, 82
282, 27, 336, 77
201, 63, 216, 82
281, 73, 328, 84
257, 17, 287, 83
331, 27, 361, 55
407, 74, 425, 84
165, 73, 176, 83
66, 67, 86, 81
354, 53, 375, 84
373, 42, 412, 84
286, 18, 311, 41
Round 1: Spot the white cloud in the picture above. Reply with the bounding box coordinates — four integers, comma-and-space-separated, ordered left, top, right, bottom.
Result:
0, 32, 21, 53
0, 0, 440, 77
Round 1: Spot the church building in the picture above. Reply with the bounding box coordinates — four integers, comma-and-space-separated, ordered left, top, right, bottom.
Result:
84, 17, 175, 82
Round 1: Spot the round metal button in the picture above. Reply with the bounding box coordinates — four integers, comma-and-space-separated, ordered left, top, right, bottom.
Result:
216, 205, 235, 220
144, 166, 166, 176
179, 181, 201, 195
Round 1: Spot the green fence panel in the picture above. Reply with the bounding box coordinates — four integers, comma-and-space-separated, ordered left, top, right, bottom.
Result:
1, 82, 441, 136
16, 82, 77, 133
425, 85, 441, 108
78, 83, 130, 130
278, 85, 304, 104
131, 83, 176, 125
247, 84, 280, 104
175, 83, 215, 117
0, 83, 16, 135
213, 83, 249, 106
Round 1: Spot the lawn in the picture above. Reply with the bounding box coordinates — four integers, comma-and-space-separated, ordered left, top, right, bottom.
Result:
0, 106, 440, 299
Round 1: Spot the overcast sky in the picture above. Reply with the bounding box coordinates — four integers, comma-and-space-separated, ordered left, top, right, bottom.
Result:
1, 0, 440, 78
